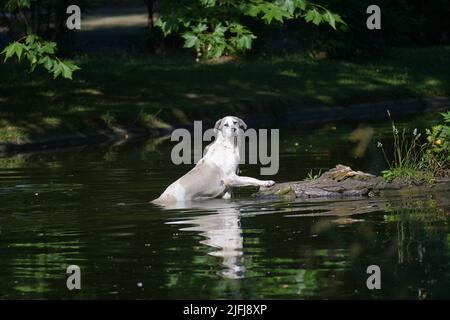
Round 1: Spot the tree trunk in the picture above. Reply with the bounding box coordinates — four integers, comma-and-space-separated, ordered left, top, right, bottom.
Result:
147, 0, 154, 30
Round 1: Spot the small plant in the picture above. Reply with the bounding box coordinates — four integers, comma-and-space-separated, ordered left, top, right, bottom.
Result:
101, 112, 116, 128
380, 166, 435, 185
422, 112, 450, 177
377, 110, 433, 184
305, 168, 322, 181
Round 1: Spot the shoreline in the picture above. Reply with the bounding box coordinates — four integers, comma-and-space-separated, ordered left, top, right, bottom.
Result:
1, 96, 449, 156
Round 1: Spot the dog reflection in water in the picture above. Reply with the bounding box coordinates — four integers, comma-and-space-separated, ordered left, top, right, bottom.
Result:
161, 200, 245, 279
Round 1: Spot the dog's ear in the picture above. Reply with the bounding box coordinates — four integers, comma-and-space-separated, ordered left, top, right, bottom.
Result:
234, 117, 247, 130
214, 118, 223, 132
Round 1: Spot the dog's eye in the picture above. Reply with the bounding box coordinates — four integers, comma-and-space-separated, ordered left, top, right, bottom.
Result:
224, 123, 229, 127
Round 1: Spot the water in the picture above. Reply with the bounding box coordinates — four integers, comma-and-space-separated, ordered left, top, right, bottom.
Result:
0, 118, 449, 299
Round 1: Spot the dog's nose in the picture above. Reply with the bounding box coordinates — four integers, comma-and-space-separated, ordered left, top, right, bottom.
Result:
232, 127, 237, 132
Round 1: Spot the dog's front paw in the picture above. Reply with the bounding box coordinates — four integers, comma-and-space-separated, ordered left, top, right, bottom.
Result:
261, 180, 275, 187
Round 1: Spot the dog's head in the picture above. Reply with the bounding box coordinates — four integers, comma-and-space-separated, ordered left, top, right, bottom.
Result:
214, 116, 247, 140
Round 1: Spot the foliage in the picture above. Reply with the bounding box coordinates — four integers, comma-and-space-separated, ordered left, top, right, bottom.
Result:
255, 0, 450, 58
381, 166, 435, 185
377, 110, 433, 184
155, 0, 344, 60
0, 0, 83, 79
423, 111, 450, 175
2, 34, 80, 79
378, 111, 450, 184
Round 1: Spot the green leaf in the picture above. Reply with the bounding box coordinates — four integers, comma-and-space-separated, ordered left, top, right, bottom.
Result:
441, 111, 450, 122
323, 11, 336, 29
294, 0, 307, 11
55, 60, 80, 80
154, 0, 344, 61
2, 43, 16, 61
2, 33, 80, 80
41, 42, 56, 54
199, 0, 216, 8
182, 33, 200, 48
1, 42, 26, 62
305, 8, 322, 25
61, 63, 73, 79
25, 34, 37, 45
214, 23, 227, 35
279, 0, 295, 15
53, 63, 64, 79
261, 3, 292, 23
246, 4, 262, 17
237, 34, 253, 49
192, 23, 208, 33
40, 56, 53, 70
155, 16, 183, 36
14, 43, 24, 60
5, 0, 31, 11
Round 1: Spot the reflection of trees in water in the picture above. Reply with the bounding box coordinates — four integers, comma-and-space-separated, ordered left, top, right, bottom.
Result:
0, 226, 86, 299
163, 194, 450, 298
278, 194, 450, 299
380, 197, 450, 299
164, 200, 358, 298
384, 198, 449, 265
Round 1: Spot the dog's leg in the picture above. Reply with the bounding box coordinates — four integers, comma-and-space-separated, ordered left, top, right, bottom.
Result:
222, 190, 232, 199
225, 174, 275, 188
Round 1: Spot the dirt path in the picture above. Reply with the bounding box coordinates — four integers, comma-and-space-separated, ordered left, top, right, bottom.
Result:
72, 3, 148, 54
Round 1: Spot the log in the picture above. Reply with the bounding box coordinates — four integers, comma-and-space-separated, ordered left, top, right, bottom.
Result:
255, 165, 450, 200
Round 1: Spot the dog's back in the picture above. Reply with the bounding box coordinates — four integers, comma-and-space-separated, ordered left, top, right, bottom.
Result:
151, 160, 225, 204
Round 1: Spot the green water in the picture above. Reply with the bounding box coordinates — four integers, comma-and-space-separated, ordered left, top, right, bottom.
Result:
0, 118, 449, 299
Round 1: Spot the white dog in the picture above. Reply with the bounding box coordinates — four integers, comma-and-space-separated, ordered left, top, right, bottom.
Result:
152, 116, 275, 204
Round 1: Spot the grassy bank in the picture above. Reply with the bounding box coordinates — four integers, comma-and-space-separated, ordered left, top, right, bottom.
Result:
1, 46, 450, 144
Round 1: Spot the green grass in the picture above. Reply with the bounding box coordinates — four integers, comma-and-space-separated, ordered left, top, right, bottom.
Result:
304, 168, 322, 181
378, 111, 450, 184
1, 46, 450, 144
382, 166, 435, 185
